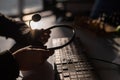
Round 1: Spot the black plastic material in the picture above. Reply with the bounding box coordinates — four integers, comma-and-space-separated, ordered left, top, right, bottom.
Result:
46, 25, 76, 50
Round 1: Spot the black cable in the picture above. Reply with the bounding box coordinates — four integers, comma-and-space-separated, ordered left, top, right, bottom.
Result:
29, 14, 76, 50
46, 25, 76, 50
89, 57, 120, 67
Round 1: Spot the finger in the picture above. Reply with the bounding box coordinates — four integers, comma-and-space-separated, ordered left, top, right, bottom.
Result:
44, 35, 50, 40
44, 29, 51, 34
40, 29, 44, 31
26, 45, 32, 48
43, 32, 48, 36
39, 33, 50, 40
40, 35, 50, 44
44, 49, 54, 56
40, 29, 51, 34
49, 50, 54, 56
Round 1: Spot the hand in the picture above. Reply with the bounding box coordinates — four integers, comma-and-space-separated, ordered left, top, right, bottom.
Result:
39, 29, 51, 44
32, 29, 51, 44
12, 46, 54, 71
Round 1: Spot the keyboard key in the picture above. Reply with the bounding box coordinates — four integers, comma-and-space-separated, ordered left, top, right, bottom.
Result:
70, 75, 77, 79
64, 77, 70, 80
63, 72, 69, 77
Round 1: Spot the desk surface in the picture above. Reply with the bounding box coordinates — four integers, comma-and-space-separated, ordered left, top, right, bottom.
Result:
76, 27, 120, 80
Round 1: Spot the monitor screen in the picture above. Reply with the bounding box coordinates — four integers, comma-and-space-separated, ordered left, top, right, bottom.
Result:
0, 0, 44, 16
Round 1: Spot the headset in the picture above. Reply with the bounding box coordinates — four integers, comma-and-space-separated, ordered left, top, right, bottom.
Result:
29, 13, 76, 50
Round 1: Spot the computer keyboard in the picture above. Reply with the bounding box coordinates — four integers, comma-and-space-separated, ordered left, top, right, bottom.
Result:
52, 37, 99, 80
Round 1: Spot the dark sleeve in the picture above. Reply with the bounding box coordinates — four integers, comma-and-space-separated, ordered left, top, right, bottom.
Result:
0, 50, 19, 79
0, 13, 43, 48
0, 13, 31, 40
0, 13, 35, 45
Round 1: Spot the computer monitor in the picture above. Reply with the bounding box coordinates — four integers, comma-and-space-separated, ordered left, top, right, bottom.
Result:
0, 0, 44, 17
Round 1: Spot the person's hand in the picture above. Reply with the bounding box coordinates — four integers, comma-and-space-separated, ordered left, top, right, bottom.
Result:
32, 29, 51, 44
12, 46, 54, 71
